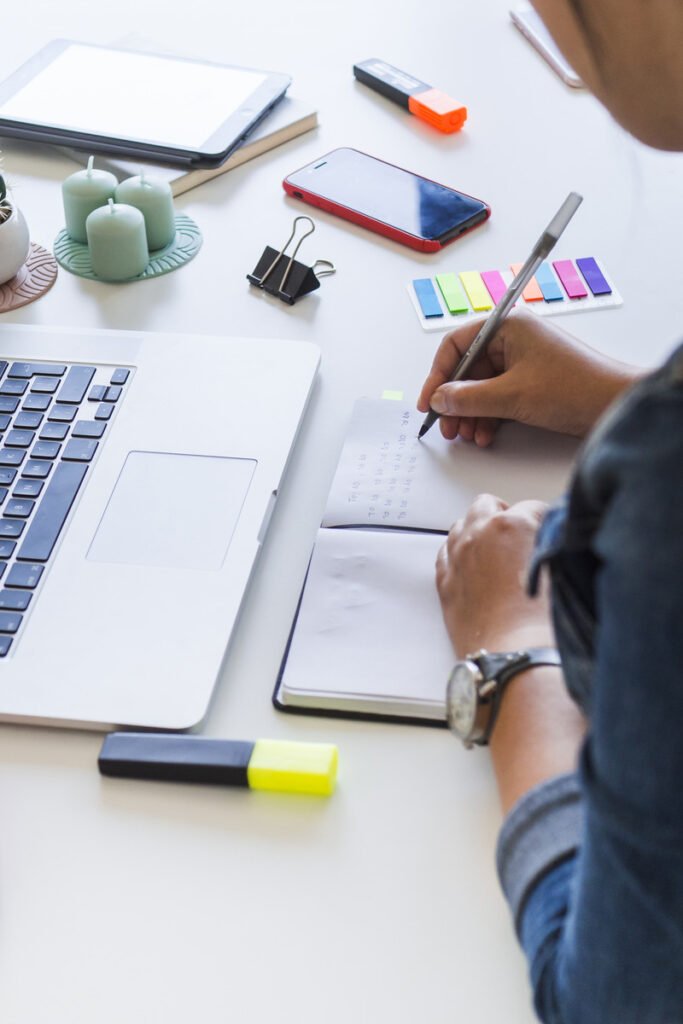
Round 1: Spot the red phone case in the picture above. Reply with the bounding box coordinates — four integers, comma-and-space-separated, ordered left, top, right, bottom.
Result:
282, 150, 490, 253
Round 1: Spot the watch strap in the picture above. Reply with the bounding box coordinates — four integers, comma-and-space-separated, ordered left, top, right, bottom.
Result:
477, 647, 562, 745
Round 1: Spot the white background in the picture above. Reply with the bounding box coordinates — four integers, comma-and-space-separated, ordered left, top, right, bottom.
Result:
1, 2, 682, 1022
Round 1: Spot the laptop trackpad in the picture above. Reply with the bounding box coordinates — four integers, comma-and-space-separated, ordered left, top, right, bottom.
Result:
88, 451, 257, 570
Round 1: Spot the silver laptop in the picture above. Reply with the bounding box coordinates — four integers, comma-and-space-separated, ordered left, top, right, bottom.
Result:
0, 323, 319, 730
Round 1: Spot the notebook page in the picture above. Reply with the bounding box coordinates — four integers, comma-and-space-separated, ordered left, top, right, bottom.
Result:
322, 398, 579, 532
280, 527, 453, 716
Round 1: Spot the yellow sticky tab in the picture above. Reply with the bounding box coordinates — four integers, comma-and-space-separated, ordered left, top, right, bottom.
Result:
459, 271, 493, 311
382, 390, 404, 401
247, 740, 338, 796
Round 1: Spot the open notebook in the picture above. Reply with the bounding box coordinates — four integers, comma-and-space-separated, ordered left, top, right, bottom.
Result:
274, 398, 578, 724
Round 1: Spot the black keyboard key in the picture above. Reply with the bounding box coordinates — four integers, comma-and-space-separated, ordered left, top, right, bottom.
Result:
0, 414, 10, 431
72, 420, 106, 439
94, 403, 113, 421
23, 394, 52, 412
31, 441, 61, 460
6, 429, 35, 448
0, 449, 26, 467
6, 563, 43, 589
0, 635, 12, 656
5, 498, 34, 518
15, 412, 43, 430
13, 479, 43, 498
0, 589, 32, 611
88, 385, 108, 402
0, 397, 19, 414
0, 611, 22, 633
111, 368, 130, 386
103, 385, 122, 403
0, 519, 25, 538
0, 540, 16, 558
31, 377, 60, 394
40, 422, 69, 441
58, 366, 96, 404
48, 405, 77, 423
0, 380, 27, 396
0, 488, 7, 505
9, 362, 66, 379
22, 460, 52, 480
0, 362, 7, 380
17, 462, 87, 563
63, 438, 98, 462
0, 563, 5, 579
0, 469, 16, 486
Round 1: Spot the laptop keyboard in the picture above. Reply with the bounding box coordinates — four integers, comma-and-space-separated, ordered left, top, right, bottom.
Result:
0, 360, 131, 656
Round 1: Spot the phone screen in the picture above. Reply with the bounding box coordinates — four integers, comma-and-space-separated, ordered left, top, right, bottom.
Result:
287, 149, 487, 241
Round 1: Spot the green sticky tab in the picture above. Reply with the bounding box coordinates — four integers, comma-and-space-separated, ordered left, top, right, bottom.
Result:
381, 390, 404, 401
436, 273, 470, 314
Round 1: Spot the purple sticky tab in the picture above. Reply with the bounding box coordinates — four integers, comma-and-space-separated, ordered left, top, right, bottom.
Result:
553, 260, 588, 299
481, 270, 507, 305
576, 258, 612, 296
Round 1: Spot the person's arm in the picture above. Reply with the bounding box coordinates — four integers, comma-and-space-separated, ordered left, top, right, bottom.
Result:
436, 494, 586, 815
418, 310, 642, 448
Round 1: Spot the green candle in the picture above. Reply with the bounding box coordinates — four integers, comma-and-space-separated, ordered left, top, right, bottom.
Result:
115, 172, 176, 251
62, 156, 118, 243
86, 199, 149, 281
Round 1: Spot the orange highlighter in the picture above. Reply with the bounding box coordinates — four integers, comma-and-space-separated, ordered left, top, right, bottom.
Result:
353, 58, 467, 134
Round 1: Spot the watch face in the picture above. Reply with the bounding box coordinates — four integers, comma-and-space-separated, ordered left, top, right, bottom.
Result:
446, 662, 478, 739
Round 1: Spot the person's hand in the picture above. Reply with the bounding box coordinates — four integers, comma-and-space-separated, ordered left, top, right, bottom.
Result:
417, 311, 641, 446
436, 494, 554, 657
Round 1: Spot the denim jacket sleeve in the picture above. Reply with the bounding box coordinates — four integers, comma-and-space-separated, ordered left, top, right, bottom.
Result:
496, 344, 683, 1024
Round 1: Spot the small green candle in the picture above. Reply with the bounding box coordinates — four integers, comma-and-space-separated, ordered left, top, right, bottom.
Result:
86, 199, 149, 281
62, 155, 118, 244
115, 172, 176, 251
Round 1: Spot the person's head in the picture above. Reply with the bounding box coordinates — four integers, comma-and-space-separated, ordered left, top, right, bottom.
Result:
532, 0, 683, 151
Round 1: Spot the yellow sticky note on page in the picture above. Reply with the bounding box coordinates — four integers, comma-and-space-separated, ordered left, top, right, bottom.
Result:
381, 390, 404, 401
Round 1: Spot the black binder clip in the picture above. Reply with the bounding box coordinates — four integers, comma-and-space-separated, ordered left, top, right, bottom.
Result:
247, 216, 335, 305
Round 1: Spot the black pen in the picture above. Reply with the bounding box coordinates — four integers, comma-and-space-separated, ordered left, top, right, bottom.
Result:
418, 192, 583, 439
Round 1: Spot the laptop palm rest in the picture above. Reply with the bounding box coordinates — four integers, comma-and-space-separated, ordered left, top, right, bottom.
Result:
87, 451, 256, 571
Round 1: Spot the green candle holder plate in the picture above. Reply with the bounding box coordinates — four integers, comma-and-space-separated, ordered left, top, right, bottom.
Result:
53, 213, 202, 282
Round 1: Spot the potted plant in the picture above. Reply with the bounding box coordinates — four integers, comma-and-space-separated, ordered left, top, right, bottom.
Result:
0, 163, 30, 285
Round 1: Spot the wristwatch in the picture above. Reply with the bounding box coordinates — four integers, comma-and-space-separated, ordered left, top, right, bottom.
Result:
446, 647, 561, 749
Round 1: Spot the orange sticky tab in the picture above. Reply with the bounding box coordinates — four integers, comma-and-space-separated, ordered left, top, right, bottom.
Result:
510, 262, 543, 302
408, 90, 467, 133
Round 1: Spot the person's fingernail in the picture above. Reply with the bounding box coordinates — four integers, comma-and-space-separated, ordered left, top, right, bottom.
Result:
431, 391, 448, 414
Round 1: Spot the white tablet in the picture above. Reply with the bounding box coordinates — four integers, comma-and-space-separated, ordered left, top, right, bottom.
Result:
0, 40, 291, 167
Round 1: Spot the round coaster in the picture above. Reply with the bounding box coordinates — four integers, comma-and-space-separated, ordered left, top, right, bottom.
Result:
53, 213, 202, 282
0, 243, 58, 313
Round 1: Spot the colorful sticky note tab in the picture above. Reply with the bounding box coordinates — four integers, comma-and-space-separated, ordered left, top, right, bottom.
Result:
480, 270, 507, 305
381, 390, 404, 401
510, 262, 543, 302
553, 260, 588, 299
413, 278, 444, 318
435, 273, 469, 314
576, 257, 612, 296
459, 271, 493, 311
535, 262, 564, 302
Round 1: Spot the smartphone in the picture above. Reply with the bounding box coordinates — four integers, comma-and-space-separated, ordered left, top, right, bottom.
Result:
283, 148, 490, 253
510, 5, 584, 89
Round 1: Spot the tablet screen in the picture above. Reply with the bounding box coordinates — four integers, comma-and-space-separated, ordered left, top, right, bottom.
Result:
0, 44, 268, 150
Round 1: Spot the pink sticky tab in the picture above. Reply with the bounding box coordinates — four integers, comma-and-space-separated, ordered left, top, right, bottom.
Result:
553, 260, 588, 299
480, 270, 507, 305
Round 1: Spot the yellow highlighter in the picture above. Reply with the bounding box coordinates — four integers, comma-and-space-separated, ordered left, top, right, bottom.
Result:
99, 733, 338, 797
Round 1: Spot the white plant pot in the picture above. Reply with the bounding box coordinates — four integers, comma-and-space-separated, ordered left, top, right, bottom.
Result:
0, 200, 30, 285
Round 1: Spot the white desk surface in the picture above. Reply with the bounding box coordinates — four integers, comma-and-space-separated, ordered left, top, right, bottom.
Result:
2, 4, 682, 1022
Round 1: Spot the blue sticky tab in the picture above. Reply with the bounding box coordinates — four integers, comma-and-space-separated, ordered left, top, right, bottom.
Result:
535, 263, 564, 302
413, 278, 444, 318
